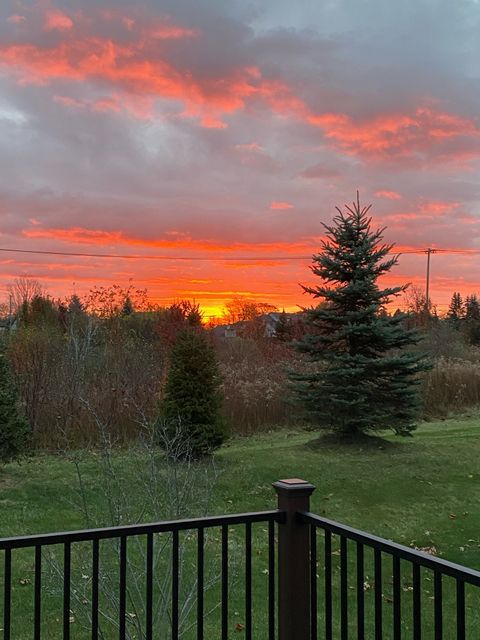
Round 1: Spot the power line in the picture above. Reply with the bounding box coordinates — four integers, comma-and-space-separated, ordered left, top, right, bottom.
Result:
0, 247, 312, 261
1, 245, 479, 261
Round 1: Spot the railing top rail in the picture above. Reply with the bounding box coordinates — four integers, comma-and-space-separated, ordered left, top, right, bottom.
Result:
301, 511, 480, 587
0, 509, 282, 550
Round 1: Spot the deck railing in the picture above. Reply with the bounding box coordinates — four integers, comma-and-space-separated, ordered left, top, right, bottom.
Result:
2, 478, 480, 639
302, 511, 480, 639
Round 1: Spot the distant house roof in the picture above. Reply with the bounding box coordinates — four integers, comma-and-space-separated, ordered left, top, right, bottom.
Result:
0, 316, 17, 331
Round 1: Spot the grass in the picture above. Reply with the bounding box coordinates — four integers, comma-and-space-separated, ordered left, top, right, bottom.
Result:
1, 414, 480, 638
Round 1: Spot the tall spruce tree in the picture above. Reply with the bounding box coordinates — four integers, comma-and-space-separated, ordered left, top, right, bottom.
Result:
0, 342, 30, 463
291, 193, 428, 438
160, 328, 226, 457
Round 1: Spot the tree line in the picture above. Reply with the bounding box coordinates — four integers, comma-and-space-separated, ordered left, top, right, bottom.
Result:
5, 192, 477, 462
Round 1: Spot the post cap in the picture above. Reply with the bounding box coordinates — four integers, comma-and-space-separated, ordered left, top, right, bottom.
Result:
273, 478, 315, 494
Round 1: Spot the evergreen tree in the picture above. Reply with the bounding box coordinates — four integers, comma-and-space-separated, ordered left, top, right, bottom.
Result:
67, 294, 84, 316
465, 295, 480, 321
160, 328, 226, 457
464, 294, 480, 344
0, 342, 30, 463
275, 310, 292, 342
290, 193, 428, 438
447, 292, 464, 325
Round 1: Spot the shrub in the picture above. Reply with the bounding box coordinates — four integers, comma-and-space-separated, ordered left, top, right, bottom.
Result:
0, 341, 30, 463
160, 329, 226, 457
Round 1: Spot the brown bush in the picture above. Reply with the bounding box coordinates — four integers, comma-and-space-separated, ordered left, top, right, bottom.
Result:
421, 357, 480, 418
8, 315, 165, 449
216, 337, 306, 434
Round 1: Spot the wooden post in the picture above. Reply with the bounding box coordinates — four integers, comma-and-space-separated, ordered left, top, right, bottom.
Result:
273, 478, 315, 640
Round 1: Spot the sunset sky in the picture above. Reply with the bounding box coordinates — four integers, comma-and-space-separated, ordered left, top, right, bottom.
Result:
1, 0, 480, 316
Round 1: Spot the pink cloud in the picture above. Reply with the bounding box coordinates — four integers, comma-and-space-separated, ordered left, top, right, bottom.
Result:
7, 15, 26, 25
270, 201, 294, 210
93, 97, 122, 113
122, 17, 135, 30
150, 25, 199, 39
419, 201, 460, 215
53, 95, 84, 108
375, 190, 402, 200
200, 115, 228, 129
44, 10, 73, 32
235, 142, 264, 152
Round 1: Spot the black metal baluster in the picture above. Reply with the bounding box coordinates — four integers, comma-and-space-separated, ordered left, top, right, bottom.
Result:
434, 571, 442, 640
221, 525, 228, 640
268, 520, 275, 640
356, 543, 364, 640
92, 539, 99, 640
413, 563, 421, 640
34, 545, 42, 640
63, 542, 71, 640
456, 579, 465, 640
146, 533, 153, 640
119, 536, 127, 640
325, 531, 332, 640
4, 548, 11, 640
374, 549, 382, 640
172, 530, 179, 640
197, 528, 204, 640
245, 522, 252, 640
393, 555, 401, 640
340, 536, 348, 640
310, 526, 317, 640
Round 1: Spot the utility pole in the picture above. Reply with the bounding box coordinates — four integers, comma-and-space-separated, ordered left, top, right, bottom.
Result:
425, 248, 436, 313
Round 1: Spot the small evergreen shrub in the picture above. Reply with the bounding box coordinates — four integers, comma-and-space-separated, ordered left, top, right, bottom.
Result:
0, 343, 30, 464
160, 329, 227, 457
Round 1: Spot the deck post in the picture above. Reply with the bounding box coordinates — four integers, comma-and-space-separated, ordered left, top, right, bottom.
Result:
273, 478, 315, 640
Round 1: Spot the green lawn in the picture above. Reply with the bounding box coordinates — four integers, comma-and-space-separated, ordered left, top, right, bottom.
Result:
1, 415, 480, 638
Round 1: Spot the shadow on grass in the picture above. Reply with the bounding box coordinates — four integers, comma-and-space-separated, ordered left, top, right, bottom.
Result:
305, 431, 408, 453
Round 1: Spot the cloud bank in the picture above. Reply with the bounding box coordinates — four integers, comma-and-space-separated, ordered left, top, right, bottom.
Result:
0, 0, 479, 313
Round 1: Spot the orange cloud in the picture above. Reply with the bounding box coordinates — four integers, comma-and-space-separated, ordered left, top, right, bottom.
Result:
270, 201, 294, 210
2, 20, 478, 161
21, 225, 318, 256
234, 75, 480, 163
0, 36, 262, 124
308, 107, 479, 159
200, 115, 228, 129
